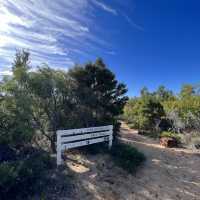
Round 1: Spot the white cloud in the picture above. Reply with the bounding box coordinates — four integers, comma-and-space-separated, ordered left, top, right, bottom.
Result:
91, 0, 117, 15
0, 0, 137, 74
0, 0, 92, 71
0, 70, 12, 76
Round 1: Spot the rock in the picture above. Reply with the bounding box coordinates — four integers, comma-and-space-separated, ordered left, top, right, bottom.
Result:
160, 137, 178, 148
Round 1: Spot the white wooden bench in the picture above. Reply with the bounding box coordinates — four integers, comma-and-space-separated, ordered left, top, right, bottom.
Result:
56, 125, 113, 165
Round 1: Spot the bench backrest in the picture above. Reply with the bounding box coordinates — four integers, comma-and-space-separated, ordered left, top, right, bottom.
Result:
56, 125, 113, 165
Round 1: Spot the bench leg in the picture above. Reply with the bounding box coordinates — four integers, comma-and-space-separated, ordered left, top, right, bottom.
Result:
57, 149, 62, 166
57, 133, 62, 166
109, 135, 113, 149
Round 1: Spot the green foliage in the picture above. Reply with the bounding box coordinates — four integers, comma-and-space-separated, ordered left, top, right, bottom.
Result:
0, 162, 18, 192
0, 52, 34, 148
0, 51, 128, 199
180, 84, 195, 98
124, 84, 200, 136
0, 149, 54, 200
163, 95, 200, 131
110, 143, 146, 173
140, 86, 149, 97
124, 95, 165, 130
160, 131, 181, 141
27, 67, 73, 152
153, 85, 174, 102
68, 58, 128, 128
1, 52, 128, 153
0, 104, 34, 147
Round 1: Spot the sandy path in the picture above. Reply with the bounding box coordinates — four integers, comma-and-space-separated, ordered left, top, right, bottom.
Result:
119, 123, 200, 200
66, 123, 200, 200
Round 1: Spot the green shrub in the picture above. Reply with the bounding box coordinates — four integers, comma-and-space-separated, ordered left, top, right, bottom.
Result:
163, 95, 200, 132
110, 143, 145, 173
124, 96, 165, 131
0, 148, 54, 200
0, 162, 19, 194
160, 131, 181, 141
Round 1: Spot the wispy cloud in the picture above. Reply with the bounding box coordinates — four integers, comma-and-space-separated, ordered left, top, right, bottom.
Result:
91, 0, 117, 15
0, 70, 12, 76
0, 0, 87, 72
123, 13, 144, 31
106, 50, 116, 55
0, 0, 141, 76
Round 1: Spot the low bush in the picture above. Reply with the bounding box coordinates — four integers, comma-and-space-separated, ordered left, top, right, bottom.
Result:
123, 96, 165, 131
0, 148, 55, 200
80, 141, 145, 174
110, 142, 145, 173
160, 131, 181, 142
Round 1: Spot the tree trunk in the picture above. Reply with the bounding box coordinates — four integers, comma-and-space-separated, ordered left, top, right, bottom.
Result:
50, 137, 56, 153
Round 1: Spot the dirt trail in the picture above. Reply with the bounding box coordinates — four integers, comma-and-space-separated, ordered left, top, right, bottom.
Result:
66, 123, 200, 200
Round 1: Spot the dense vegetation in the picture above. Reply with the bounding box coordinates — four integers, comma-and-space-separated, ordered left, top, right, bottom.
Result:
0, 51, 130, 199
123, 85, 200, 147
1, 50, 199, 200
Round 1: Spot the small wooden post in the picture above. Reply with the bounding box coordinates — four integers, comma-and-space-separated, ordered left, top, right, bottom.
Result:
108, 125, 113, 149
57, 132, 62, 166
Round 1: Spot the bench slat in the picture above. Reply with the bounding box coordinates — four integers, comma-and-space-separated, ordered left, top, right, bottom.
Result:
61, 137, 109, 150
56, 125, 113, 165
61, 130, 111, 143
57, 125, 113, 136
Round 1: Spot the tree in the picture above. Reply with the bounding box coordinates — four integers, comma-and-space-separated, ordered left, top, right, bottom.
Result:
180, 84, 195, 98
28, 58, 128, 152
0, 51, 74, 152
0, 50, 35, 148
0, 51, 130, 199
162, 84, 200, 133
27, 67, 73, 152
124, 95, 165, 130
68, 58, 128, 127
123, 98, 138, 123
140, 87, 149, 97
1, 52, 128, 153
154, 85, 174, 101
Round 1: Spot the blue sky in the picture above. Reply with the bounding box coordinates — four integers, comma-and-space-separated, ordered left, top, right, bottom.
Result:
0, 0, 200, 96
